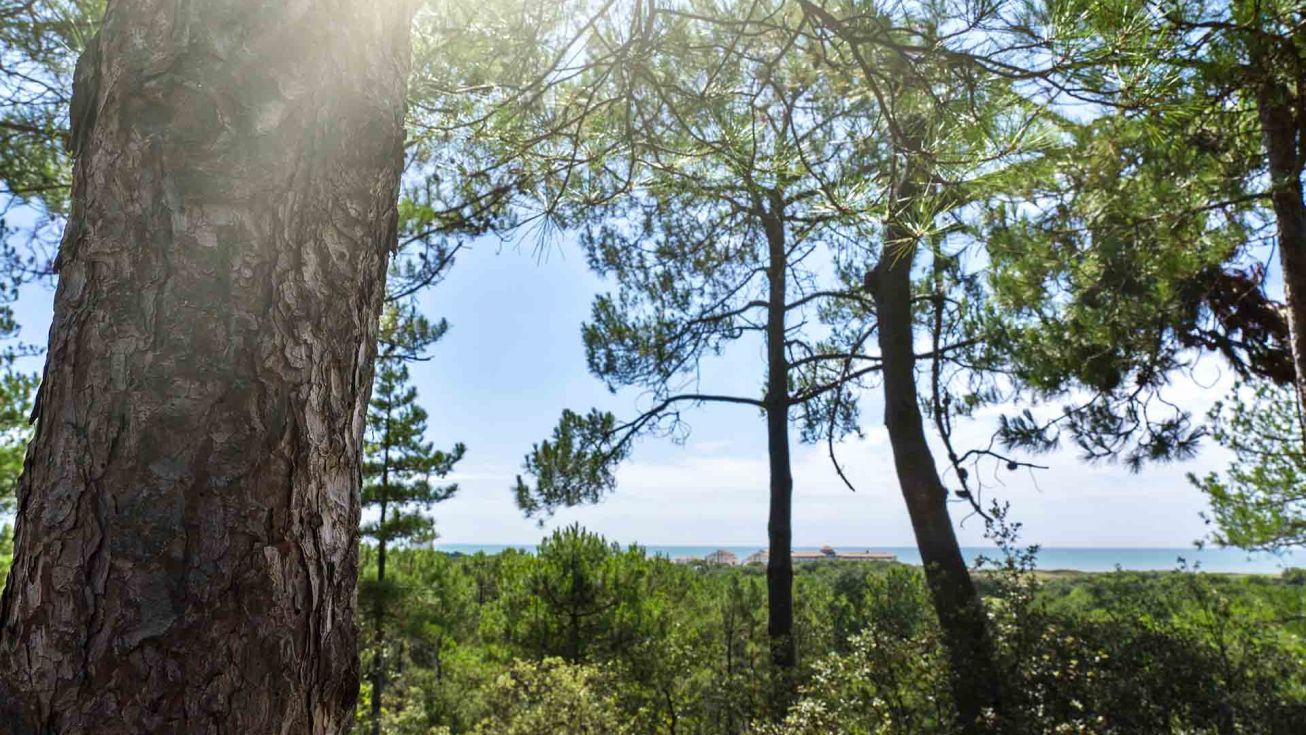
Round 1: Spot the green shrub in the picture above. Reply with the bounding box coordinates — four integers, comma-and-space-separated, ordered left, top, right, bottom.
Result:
350, 532, 1306, 735
472, 658, 629, 735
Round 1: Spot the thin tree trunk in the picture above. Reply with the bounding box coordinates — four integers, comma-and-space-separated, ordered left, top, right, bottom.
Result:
870, 192, 1003, 733
371, 550, 387, 735
372, 412, 393, 735
0, 2, 415, 732
372, 509, 388, 735
1255, 72, 1306, 423
569, 609, 581, 663
761, 204, 796, 675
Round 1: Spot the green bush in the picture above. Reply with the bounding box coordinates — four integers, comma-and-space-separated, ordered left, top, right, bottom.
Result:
472, 658, 629, 735
351, 531, 1306, 734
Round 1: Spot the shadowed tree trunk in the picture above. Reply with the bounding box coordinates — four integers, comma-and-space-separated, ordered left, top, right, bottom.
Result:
781, 12, 1006, 722
869, 182, 1004, 733
1253, 63, 1306, 423
0, 1, 416, 732
760, 202, 796, 676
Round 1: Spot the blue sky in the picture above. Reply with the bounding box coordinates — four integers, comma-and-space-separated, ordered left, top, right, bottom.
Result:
8, 230, 1242, 550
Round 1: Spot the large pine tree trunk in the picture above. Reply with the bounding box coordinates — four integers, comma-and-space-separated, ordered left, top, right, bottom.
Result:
0, 1, 415, 732
871, 195, 1003, 734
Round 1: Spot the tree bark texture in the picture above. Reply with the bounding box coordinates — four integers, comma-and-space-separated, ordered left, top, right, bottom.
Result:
871, 190, 1004, 733
0, 1, 415, 732
1255, 73, 1306, 423
761, 205, 796, 676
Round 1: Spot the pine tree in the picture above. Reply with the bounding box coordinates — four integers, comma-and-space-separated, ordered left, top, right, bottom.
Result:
361, 305, 465, 735
0, 362, 37, 581
1191, 381, 1306, 553
0, 1, 416, 729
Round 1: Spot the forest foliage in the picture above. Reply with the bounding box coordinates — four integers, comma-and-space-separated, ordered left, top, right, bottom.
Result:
349, 526, 1306, 735
0, 0, 1305, 732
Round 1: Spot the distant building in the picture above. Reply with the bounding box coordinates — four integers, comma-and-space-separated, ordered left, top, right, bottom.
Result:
698, 547, 895, 566
832, 550, 896, 562
794, 547, 897, 563
704, 549, 739, 565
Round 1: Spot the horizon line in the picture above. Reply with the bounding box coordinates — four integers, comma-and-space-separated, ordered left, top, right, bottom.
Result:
431, 541, 1277, 553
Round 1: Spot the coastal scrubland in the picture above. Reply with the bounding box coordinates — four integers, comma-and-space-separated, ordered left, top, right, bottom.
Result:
338, 525, 1306, 734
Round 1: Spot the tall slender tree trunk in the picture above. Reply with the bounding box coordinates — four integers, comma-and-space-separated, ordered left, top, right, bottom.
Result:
1254, 71, 1306, 421
760, 204, 796, 675
372, 506, 389, 735
372, 415, 393, 735
870, 188, 1003, 734
0, 2, 415, 732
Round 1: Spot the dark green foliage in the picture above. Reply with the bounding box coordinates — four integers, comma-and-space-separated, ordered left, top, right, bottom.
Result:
0, 363, 35, 511
513, 411, 627, 521
0, 0, 1301, 731
0, 0, 104, 291
359, 304, 466, 735
980, 0, 1304, 473
351, 529, 1306, 735
0, 339, 36, 581
502, 0, 894, 512
995, 568, 1306, 734
496, 524, 654, 663
1191, 381, 1306, 552
982, 108, 1286, 470
361, 355, 463, 549
409, 1, 1305, 722
0, 0, 102, 213
362, 306, 465, 551
0, 368, 35, 576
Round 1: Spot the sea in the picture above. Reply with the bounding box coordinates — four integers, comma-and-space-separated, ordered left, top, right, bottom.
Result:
434, 544, 1306, 574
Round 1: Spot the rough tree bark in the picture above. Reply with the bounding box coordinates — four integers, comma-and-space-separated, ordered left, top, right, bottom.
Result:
869, 182, 1004, 733
1254, 70, 1306, 423
0, 1, 416, 732
760, 202, 796, 675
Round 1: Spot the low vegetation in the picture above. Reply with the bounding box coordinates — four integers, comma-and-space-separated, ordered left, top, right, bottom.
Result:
347, 525, 1306, 735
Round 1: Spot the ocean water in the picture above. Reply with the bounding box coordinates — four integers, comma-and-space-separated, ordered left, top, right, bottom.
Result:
435, 543, 1306, 574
